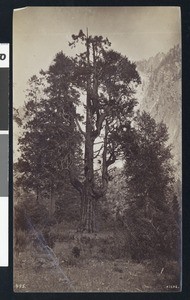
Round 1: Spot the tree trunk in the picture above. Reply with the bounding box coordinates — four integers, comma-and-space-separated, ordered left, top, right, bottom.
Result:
36, 186, 39, 204
79, 31, 97, 233
81, 127, 97, 232
80, 183, 96, 233
49, 184, 55, 217
71, 30, 107, 233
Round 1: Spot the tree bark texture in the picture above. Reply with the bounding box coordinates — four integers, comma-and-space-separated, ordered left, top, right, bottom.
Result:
80, 183, 96, 233
69, 31, 116, 233
49, 184, 55, 217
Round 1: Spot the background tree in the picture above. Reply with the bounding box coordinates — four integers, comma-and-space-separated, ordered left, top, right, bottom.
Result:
123, 111, 174, 214
14, 53, 83, 219
119, 111, 180, 260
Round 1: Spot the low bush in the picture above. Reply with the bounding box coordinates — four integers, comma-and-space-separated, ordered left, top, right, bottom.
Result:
14, 195, 51, 233
14, 229, 29, 253
122, 206, 181, 262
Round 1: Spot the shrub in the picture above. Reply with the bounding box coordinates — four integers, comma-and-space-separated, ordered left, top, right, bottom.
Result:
14, 229, 29, 253
42, 228, 56, 249
14, 196, 49, 232
122, 205, 181, 262
55, 187, 80, 224
14, 201, 29, 231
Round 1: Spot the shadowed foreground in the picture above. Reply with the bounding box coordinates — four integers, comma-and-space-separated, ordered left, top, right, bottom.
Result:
14, 229, 180, 293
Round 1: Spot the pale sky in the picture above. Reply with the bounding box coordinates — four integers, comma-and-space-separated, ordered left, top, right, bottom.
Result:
13, 6, 181, 109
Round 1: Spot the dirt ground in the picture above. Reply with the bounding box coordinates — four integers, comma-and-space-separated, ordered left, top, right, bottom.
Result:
14, 239, 179, 293
14, 259, 162, 292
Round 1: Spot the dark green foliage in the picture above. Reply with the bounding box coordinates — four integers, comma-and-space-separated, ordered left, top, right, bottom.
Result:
172, 194, 181, 225
55, 181, 81, 224
14, 201, 29, 232
122, 111, 174, 211
14, 229, 28, 253
72, 246, 81, 258
14, 196, 49, 233
14, 194, 50, 254
14, 59, 82, 197
14, 52, 83, 230
120, 111, 180, 261
123, 208, 180, 261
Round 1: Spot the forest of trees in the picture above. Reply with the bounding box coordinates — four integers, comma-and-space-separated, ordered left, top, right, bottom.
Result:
14, 30, 181, 268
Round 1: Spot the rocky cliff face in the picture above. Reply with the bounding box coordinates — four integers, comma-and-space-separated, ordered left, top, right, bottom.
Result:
136, 45, 181, 175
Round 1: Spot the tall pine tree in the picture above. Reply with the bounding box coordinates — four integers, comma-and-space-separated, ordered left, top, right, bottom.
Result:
68, 30, 140, 232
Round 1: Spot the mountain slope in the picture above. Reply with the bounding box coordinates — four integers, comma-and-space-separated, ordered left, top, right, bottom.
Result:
136, 45, 181, 174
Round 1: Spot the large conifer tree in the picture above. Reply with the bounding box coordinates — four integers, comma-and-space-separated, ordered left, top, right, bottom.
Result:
15, 30, 141, 232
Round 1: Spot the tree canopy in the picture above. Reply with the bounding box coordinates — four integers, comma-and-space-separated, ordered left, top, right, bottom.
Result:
14, 30, 155, 233
118, 111, 179, 260
14, 53, 83, 208
122, 111, 174, 214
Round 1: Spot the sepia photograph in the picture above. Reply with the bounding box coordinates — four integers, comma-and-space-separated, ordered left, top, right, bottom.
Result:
13, 6, 182, 292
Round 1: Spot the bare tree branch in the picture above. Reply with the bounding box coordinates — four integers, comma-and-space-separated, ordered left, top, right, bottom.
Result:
93, 144, 104, 159
94, 141, 104, 145
106, 153, 117, 167
74, 117, 86, 137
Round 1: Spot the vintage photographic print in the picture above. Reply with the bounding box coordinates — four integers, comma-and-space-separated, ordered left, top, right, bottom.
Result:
13, 7, 182, 292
